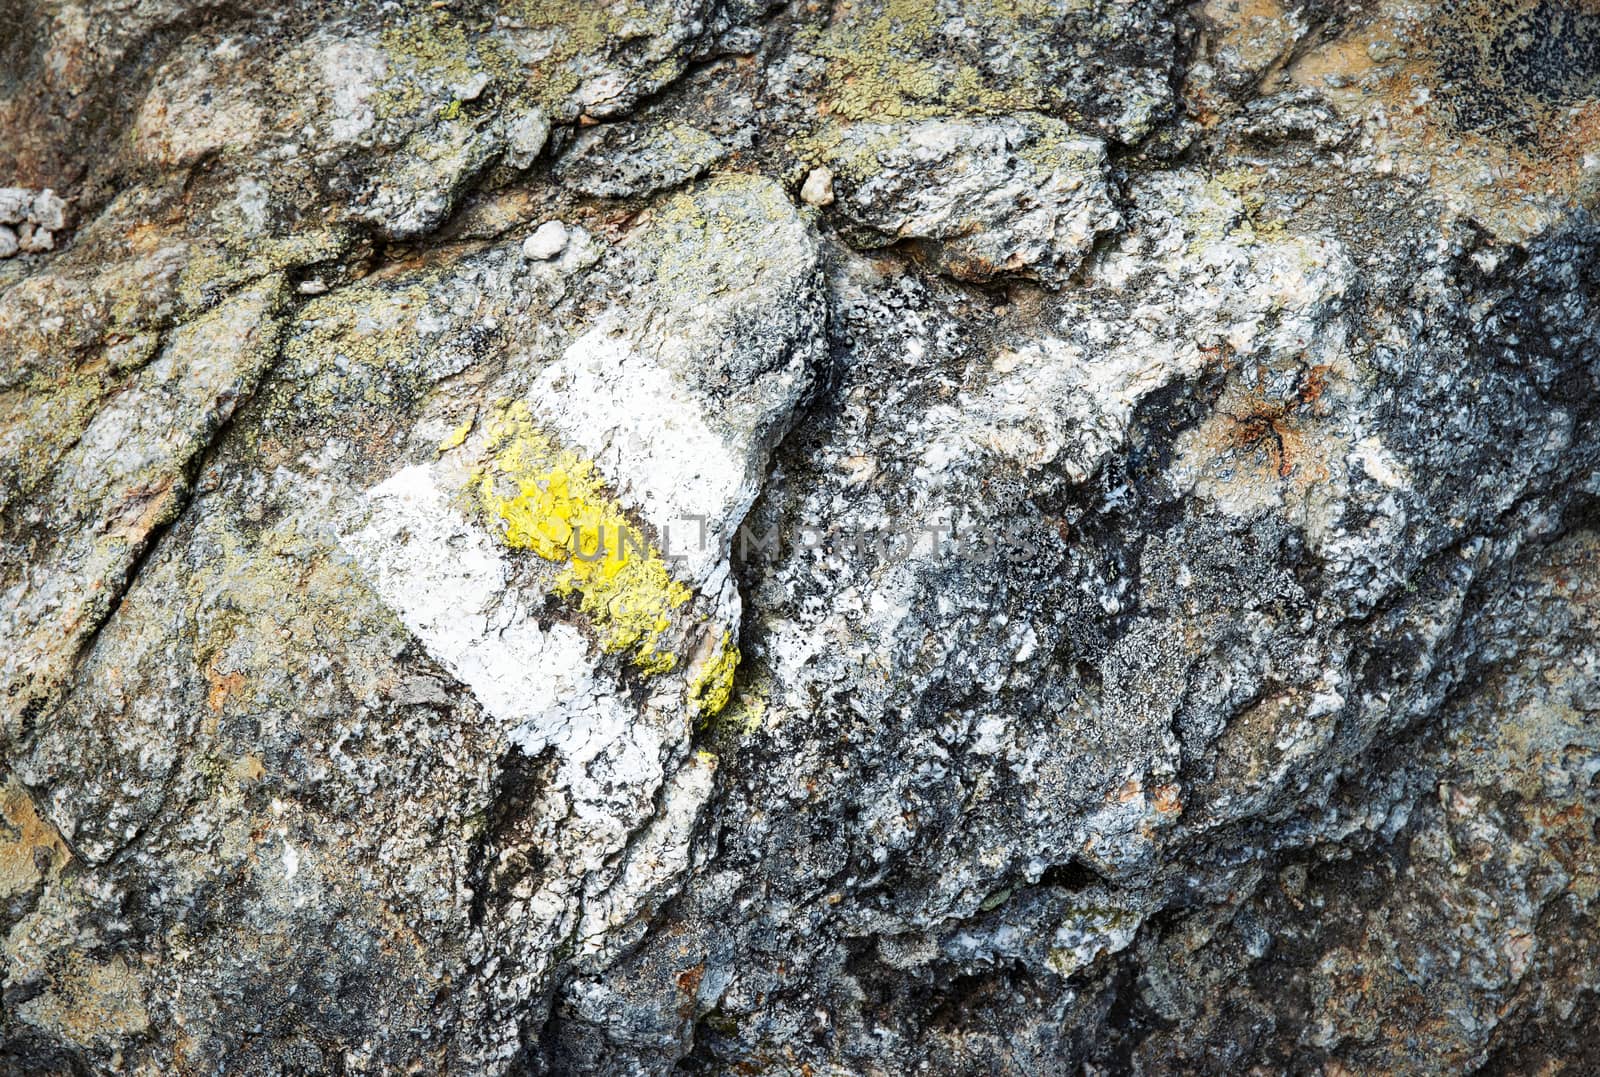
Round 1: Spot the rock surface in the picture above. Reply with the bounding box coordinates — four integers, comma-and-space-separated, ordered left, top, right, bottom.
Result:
2, 0, 1600, 1074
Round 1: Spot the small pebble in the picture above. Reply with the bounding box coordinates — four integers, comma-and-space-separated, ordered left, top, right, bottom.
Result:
0, 187, 68, 245
505, 109, 551, 170
522, 220, 568, 261
455, 72, 491, 101
17, 222, 52, 253
0, 188, 30, 223
30, 189, 66, 231
800, 166, 835, 207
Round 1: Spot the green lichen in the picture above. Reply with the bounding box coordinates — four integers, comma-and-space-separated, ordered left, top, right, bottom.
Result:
787, 0, 1126, 187
801, 0, 1064, 124
797, 124, 904, 186
979, 886, 1013, 911
4, 331, 160, 501
272, 279, 438, 422
371, 1, 699, 136
1043, 903, 1139, 976
1015, 122, 1101, 176
648, 122, 728, 176
635, 175, 800, 300
504, 1, 617, 106
804, 0, 945, 122
376, 12, 515, 120
182, 505, 414, 763
471, 401, 691, 674
1183, 169, 1296, 253
508, 0, 692, 112
174, 228, 351, 315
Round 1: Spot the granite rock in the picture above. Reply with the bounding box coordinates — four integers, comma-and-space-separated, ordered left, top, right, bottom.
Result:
3, 1, 1600, 1074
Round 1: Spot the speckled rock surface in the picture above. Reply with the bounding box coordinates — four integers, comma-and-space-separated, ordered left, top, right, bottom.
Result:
3, 1, 1600, 1074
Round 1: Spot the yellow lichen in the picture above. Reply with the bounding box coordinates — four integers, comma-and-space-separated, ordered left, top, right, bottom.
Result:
688, 631, 740, 718
438, 414, 474, 454
472, 402, 691, 673
707, 681, 769, 736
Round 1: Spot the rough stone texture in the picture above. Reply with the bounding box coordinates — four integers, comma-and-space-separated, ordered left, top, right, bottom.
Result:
0, 189, 65, 257
2, 0, 1600, 1074
820, 115, 1120, 286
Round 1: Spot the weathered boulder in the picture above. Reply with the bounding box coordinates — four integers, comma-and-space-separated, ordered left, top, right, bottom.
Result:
3, 0, 1600, 1074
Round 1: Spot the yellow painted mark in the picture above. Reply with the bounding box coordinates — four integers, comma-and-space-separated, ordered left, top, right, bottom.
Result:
688, 631, 740, 718
472, 402, 691, 673
438, 414, 474, 454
